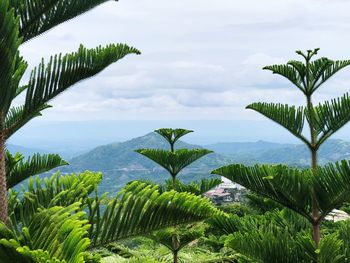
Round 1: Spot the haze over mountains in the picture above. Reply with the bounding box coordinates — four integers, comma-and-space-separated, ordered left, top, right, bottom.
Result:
8, 132, 350, 194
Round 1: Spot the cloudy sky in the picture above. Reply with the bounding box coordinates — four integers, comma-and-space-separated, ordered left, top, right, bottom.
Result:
11, 0, 350, 147
18, 0, 350, 121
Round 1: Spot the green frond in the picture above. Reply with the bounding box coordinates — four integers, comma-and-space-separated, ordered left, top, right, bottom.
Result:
0, 238, 37, 263
8, 172, 102, 229
6, 152, 68, 189
311, 59, 350, 92
28, 203, 90, 262
263, 64, 306, 93
338, 220, 350, 260
312, 93, 350, 147
155, 128, 193, 148
22, 44, 140, 128
314, 160, 350, 219
212, 161, 350, 224
209, 214, 241, 235
225, 226, 302, 263
161, 178, 221, 195
10, 55, 28, 99
246, 102, 309, 146
263, 50, 350, 96
10, 0, 112, 42
245, 191, 282, 213
147, 224, 205, 253
0, 0, 21, 114
89, 181, 221, 247
135, 149, 213, 177
286, 60, 306, 85
210, 209, 309, 237
211, 164, 313, 221
3, 104, 51, 139
308, 57, 333, 90
297, 233, 344, 263
1, 203, 89, 262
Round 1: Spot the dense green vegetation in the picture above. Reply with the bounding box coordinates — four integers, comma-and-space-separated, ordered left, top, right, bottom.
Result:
211, 48, 350, 261
51, 135, 350, 194
135, 128, 218, 263
2, 0, 350, 262
0, 0, 140, 224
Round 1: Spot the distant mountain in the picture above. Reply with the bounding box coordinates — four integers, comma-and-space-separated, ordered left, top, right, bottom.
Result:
11, 134, 350, 195
206, 139, 350, 166
62, 133, 230, 194
206, 140, 293, 155
6, 144, 50, 157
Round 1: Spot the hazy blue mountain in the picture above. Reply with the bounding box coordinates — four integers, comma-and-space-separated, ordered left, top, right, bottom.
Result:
10, 132, 350, 195
62, 132, 229, 194
206, 140, 294, 155
6, 144, 50, 157
207, 139, 350, 166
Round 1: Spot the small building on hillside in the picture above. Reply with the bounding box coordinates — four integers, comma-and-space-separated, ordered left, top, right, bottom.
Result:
205, 188, 233, 204
219, 176, 244, 190
204, 177, 244, 204
325, 209, 350, 222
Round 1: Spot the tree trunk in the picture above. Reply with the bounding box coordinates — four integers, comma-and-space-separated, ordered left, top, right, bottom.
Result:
311, 150, 320, 247
312, 222, 320, 246
306, 94, 320, 247
0, 132, 8, 224
172, 176, 176, 190
173, 250, 178, 263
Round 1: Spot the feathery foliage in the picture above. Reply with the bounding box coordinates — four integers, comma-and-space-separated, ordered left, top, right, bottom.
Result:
6, 151, 68, 189
88, 181, 221, 247
136, 129, 215, 263
10, 0, 112, 42
213, 48, 350, 254
0, 0, 141, 224
159, 178, 222, 195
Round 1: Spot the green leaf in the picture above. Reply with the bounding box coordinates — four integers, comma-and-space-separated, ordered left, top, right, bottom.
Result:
22, 44, 140, 125
155, 128, 193, 148
312, 93, 350, 147
314, 160, 350, 218
0, 0, 21, 114
135, 148, 213, 177
263, 64, 306, 93
3, 104, 51, 139
226, 225, 303, 263
1, 203, 89, 262
28, 203, 90, 262
89, 181, 221, 247
8, 172, 102, 229
147, 224, 206, 253
6, 152, 68, 189
297, 233, 344, 263
311, 59, 350, 93
246, 102, 309, 146
160, 178, 221, 195
10, 0, 112, 42
211, 164, 313, 221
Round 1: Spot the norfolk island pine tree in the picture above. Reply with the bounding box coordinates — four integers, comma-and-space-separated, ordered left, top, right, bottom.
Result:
0, 0, 140, 224
136, 128, 215, 263
212, 48, 350, 247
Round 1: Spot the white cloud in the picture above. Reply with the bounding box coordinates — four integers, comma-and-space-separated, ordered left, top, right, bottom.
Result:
16, 0, 350, 122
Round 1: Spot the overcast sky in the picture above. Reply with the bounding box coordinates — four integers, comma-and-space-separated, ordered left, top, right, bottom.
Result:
10, 0, 350, 148
17, 0, 350, 122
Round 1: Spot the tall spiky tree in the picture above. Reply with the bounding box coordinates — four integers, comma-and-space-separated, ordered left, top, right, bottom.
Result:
212, 49, 350, 247
136, 128, 213, 263
136, 128, 212, 188
0, 0, 140, 223
0, 171, 221, 262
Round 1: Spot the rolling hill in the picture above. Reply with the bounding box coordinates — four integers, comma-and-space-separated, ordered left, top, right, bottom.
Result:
10, 133, 350, 195
62, 132, 230, 194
